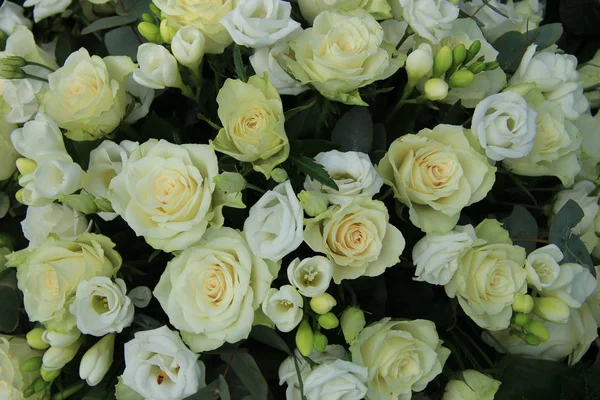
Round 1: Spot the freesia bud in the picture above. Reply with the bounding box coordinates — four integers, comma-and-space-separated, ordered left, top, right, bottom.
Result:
42, 329, 81, 348
27, 328, 49, 350
149, 3, 161, 17
214, 172, 246, 193
15, 188, 25, 204
424, 78, 449, 101
171, 25, 205, 69
406, 44, 433, 85
40, 366, 61, 382
449, 70, 474, 88
298, 190, 328, 217
317, 312, 339, 330
33, 377, 46, 393
42, 340, 82, 371
513, 294, 534, 314
466, 40, 481, 63
295, 319, 313, 357
80, 333, 116, 386
0, 64, 25, 79
21, 357, 43, 372
142, 13, 155, 23
485, 61, 500, 71
340, 306, 365, 345
309, 293, 337, 315
271, 168, 288, 183
312, 331, 328, 352
525, 320, 550, 342
512, 312, 530, 327
533, 297, 570, 324
59, 193, 97, 214
0, 55, 26, 67
16, 158, 37, 175
452, 44, 467, 69
159, 20, 177, 44
468, 61, 486, 74
137, 22, 163, 44
433, 46, 453, 77
524, 333, 540, 346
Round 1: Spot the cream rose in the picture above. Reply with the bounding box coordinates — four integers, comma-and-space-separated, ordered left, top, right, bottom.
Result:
152, 0, 233, 54
377, 124, 496, 234
350, 318, 450, 400
154, 227, 275, 352
277, 9, 405, 106
0, 336, 44, 400
442, 370, 501, 400
262, 285, 303, 332
21, 203, 89, 248
298, 0, 391, 25
287, 256, 333, 297
212, 75, 289, 178
304, 197, 405, 283
107, 138, 241, 252
390, 0, 458, 43
6, 233, 121, 333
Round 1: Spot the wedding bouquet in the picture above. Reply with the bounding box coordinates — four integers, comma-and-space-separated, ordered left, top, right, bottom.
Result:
0, 0, 599, 398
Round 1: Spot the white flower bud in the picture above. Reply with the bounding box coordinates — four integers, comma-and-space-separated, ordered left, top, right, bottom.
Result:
79, 333, 115, 386
424, 78, 449, 101
171, 26, 205, 69
406, 44, 433, 84
42, 339, 82, 371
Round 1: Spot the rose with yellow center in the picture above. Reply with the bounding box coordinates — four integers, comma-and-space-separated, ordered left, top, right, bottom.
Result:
6, 233, 121, 333
41, 48, 136, 141
304, 197, 405, 283
154, 227, 276, 352
350, 318, 450, 400
212, 75, 289, 178
378, 124, 496, 234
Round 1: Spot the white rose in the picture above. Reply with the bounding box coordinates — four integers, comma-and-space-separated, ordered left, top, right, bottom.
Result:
122, 326, 205, 400
21, 203, 89, 248
249, 40, 309, 96
545, 81, 588, 121
32, 159, 85, 199
0, 1, 32, 35
262, 285, 303, 332
10, 113, 69, 164
154, 228, 275, 352
553, 181, 599, 240
442, 369, 501, 400
1, 79, 42, 124
412, 225, 477, 286
124, 76, 155, 124
221, 0, 300, 48
390, 0, 459, 43
472, 91, 537, 161
525, 244, 563, 291
70, 277, 134, 336
303, 150, 383, 205
171, 26, 206, 69
484, 304, 597, 366
510, 45, 578, 92
22, 0, 71, 22
243, 180, 303, 262
133, 43, 183, 90
287, 256, 333, 297
542, 263, 597, 309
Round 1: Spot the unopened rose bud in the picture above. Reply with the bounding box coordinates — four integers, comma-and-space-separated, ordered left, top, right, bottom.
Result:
512, 312, 530, 327
513, 294, 534, 314
340, 306, 365, 345
317, 312, 339, 330
138, 22, 163, 44
525, 320, 550, 342
59, 193, 97, 214
424, 78, 449, 101
466, 40, 481, 63
0, 65, 25, 79
310, 293, 337, 315
214, 172, 246, 193
295, 319, 313, 357
159, 20, 177, 44
16, 158, 37, 176
40, 366, 61, 382
27, 328, 50, 350
0, 56, 26, 67
298, 190, 329, 217
406, 44, 433, 85
533, 297, 570, 324
271, 168, 288, 183
21, 356, 43, 372
449, 70, 474, 88
452, 44, 467, 69
312, 331, 328, 352
433, 46, 453, 77
80, 333, 116, 386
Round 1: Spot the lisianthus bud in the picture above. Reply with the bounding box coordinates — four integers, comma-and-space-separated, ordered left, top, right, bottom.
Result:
298, 190, 328, 217
525, 320, 550, 342
214, 172, 246, 193
424, 78, 449, 101
312, 331, 328, 352
310, 293, 337, 314
16, 158, 37, 175
318, 312, 339, 330
40, 366, 61, 382
340, 306, 365, 345
27, 328, 50, 350
0, 64, 25, 79
449, 70, 474, 88
0, 56, 26, 67
433, 46, 453, 77
513, 294, 534, 314
512, 313, 530, 327
59, 193, 97, 214
137, 22, 163, 44
21, 356, 43, 372
295, 319, 313, 357
452, 44, 467, 69
42, 340, 82, 371
406, 44, 433, 85
466, 40, 481, 63
533, 297, 570, 324
159, 20, 177, 44
271, 168, 288, 183
80, 333, 116, 386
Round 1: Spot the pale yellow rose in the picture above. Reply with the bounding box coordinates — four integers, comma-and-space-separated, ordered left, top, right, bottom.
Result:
377, 124, 496, 234
0, 336, 44, 400
304, 197, 405, 283
298, 0, 391, 25
41, 48, 136, 141
212, 75, 289, 178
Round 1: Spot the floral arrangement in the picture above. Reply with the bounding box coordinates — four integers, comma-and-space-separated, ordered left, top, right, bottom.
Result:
0, 0, 599, 399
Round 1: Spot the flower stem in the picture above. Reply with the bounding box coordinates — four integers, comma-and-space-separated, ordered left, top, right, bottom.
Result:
26, 61, 56, 72
52, 381, 86, 400
385, 84, 414, 124
24, 73, 48, 83
246, 183, 266, 194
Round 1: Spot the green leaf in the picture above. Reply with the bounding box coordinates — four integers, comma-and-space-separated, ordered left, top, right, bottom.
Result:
0, 192, 9, 219
82, 16, 138, 35
233, 45, 247, 83
290, 155, 339, 190
105, 26, 141, 61
495, 356, 568, 400
250, 326, 291, 355
218, 375, 230, 400
290, 139, 340, 158
285, 98, 316, 120
141, 113, 175, 141
0, 271, 20, 333
55, 31, 76, 66
331, 106, 374, 153
219, 354, 268, 400
526, 24, 564, 51
184, 379, 220, 400
116, 0, 152, 17
502, 205, 538, 253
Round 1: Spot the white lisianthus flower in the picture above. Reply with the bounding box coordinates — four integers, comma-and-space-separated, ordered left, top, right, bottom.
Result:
70, 277, 135, 336
122, 326, 205, 400
154, 228, 275, 352
171, 26, 206, 69
124, 76, 155, 124
262, 285, 303, 332
472, 91, 537, 161
22, 203, 88, 248
249, 38, 309, 96
350, 318, 450, 400
542, 263, 597, 309
287, 256, 333, 297
133, 43, 183, 90
412, 225, 477, 286
0, 1, 32, 35
525, 244, 563, 291
23, 0, 71, 22
304, 150, 383, 205
390, 0, 459, 43
221, 0, 300, 48
243, 180, 303, 262
442, 369, 501, 400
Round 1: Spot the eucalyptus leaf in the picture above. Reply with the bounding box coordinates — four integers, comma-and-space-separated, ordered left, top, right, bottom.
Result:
0, 286, 20, 333
82, 16, 138, 35
331, 107, 373, 153
250, 325, 291, 355
0, 193, 9, 219
116, 0, 152, 17
502, 205, 538, 253
219, 353, 268, 400
105, 26, 141, 61
233, 45, 247, 83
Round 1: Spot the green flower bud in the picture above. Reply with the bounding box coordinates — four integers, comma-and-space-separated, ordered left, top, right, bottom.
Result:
449, 70, 474, 88
27, 328, 49, 350
16, 158, 37, 176
138, 22, 163, 44
21, 356, 43, 372
295, 319, 313, 357
15, 188, 25, 204
160, 20, 177, 44
310, 293, 337, 315
513, 294, 534, 314
142, 13, 155, 23
424, 78, 449, 101
433, 45, 453, 77
512, 312, 530, 327
468, 61, 486, 74
451, 44, 467, 69
94, 197, 114, 213
533, 297, 570, 324
214, 172, 246, 193
271, 168, 288, 183
0, 56, 26, 67
524, 333, 540, 346
312, 331, 328, 352
40, 366, 61, 382
485, 61, 500, 71
149, 3, 162, 17
33, 377, 46, 393
525, 320, 550, 342
298, 190, 329, 217
340, 306, 366, 345
58, 193, 97, 214
318, 312, 339, 330
23, 385, 36, 398
0, 65, 25, 79
466, 40, 481, 63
